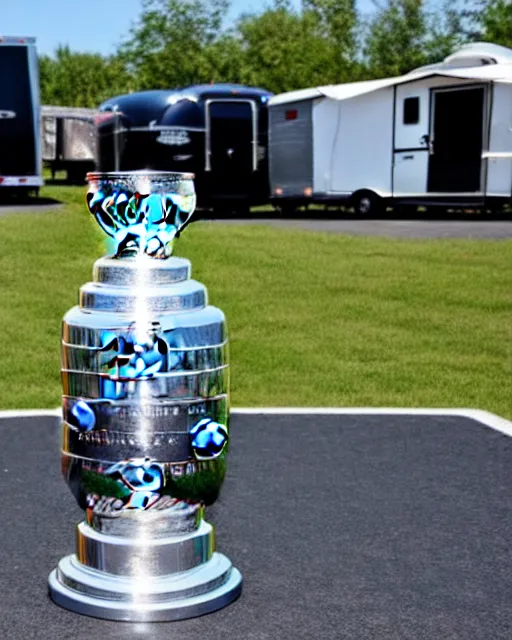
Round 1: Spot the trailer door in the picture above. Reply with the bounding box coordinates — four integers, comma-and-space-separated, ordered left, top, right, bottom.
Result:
486, 83, 512, 197
0, 45, 36, 176
393, 85, 430, 195
427, 86, 486, 193
205, 100, 256, 195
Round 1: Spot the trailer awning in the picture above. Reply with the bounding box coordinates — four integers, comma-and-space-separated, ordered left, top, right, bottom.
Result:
268, 76, 402, 106
269, 63, 512, 106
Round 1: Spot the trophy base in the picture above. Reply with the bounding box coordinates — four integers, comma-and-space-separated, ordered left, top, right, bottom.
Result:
48, 519, 242, 622
49, 554, 242, 622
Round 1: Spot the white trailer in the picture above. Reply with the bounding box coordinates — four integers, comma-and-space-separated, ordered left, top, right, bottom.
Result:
268, 43, 512, 214
0, 36, 43, 194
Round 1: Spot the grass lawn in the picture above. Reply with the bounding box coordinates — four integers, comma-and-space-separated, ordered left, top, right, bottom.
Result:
0, 184, 511, 418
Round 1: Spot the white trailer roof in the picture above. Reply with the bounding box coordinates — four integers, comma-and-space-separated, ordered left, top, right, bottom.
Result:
267, 78, 394, 106
438, 64, 512, 81
269, 43, 512, 107
444, 42, 512, 66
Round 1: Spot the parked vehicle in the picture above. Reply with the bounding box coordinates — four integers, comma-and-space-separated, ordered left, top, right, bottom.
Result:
41, 105, 98, 182
268, 42, 512, 215
95, 43, 512, 215
0, 36, 42, 196
96, 84, 273, 209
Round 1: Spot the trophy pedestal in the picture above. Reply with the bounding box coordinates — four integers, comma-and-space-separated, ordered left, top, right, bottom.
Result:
48, 518, 242, 621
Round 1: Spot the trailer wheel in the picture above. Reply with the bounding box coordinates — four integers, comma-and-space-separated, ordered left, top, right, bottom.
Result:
351, 191, 383, 217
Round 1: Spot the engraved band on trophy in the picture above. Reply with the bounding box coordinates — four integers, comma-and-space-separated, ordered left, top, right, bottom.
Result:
48, 171, 242, 621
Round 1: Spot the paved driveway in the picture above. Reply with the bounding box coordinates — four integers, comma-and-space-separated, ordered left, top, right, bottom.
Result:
199, 210, 512, 240
2, 200, 511, 239
3, 410, 512, 640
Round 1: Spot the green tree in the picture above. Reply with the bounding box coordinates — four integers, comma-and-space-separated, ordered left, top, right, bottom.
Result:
424, 0, 467, 63
479, 0, 512, 47
234, 1, 341, 93
119, 0, 230, 90
39, 0, 489, 103
454, 0, 493, 41
365, 0, 430, 77
39, 47, 133, 107
430, 0, 512, 47
202, 34, 247, 85
304, 0, 361, 82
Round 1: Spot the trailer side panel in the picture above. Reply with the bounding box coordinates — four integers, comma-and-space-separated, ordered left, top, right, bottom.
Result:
322, 88, 394, 197
486, 82, 512, 198
312, 98, 338, 194
269, 100, 313, 198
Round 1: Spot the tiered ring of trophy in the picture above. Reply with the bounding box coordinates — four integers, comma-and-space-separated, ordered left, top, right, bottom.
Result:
48, 171, 242, 621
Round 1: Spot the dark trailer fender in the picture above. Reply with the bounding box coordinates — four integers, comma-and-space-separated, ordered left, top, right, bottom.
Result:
96, 84, 273, 208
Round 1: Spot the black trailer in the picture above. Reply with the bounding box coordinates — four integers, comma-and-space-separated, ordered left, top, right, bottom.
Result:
96, 84, 273, 209
0, 36, 42, 195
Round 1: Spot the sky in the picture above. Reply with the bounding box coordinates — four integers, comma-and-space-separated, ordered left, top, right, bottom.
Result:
2, 0, 375, 58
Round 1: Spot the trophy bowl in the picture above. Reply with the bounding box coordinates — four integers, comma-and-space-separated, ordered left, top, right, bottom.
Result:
48, 171, 242, 621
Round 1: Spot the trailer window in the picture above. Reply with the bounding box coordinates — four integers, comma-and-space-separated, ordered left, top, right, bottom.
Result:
403, 97, 420, 125
209, 102, 252, 120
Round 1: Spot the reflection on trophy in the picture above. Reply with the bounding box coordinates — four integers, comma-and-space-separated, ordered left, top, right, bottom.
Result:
48, 171, 242, 621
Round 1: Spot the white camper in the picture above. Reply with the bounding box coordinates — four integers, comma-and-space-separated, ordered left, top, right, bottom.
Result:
268, 43, 512, 214
0, 36, 43, 194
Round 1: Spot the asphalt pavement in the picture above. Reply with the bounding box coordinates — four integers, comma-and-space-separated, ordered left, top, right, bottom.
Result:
198, 209, 512, 240
2, 198, 512, 238
2, 411, 512, 640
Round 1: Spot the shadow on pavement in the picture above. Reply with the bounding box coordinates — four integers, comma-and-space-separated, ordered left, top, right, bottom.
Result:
0, 194, 62, 213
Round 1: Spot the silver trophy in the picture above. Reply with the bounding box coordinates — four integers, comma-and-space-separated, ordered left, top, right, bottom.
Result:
48, 171, 242, 621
